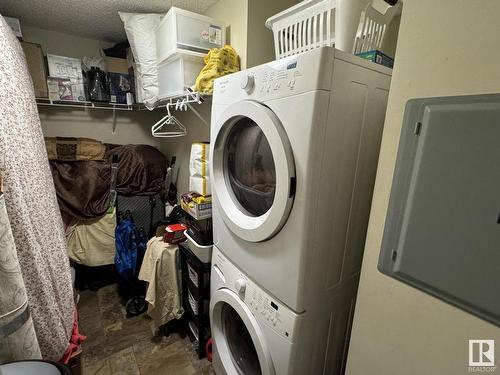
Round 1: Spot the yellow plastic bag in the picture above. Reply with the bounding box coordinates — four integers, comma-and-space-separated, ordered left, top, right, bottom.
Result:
195, 45, 240, 94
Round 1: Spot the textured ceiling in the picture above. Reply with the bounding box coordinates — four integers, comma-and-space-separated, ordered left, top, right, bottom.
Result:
0, 0, 219, 42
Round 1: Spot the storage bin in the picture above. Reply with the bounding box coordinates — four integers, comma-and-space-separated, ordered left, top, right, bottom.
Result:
157, 53, 205, 99
184, 230, 212, 263
156, 7, 225, 62
265, 0, 401, 58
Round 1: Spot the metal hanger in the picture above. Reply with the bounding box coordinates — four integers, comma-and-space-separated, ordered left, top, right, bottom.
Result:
151, 103, 187, 138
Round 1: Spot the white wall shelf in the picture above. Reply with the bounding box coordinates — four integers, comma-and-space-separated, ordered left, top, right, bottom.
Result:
36, 98, 134, 111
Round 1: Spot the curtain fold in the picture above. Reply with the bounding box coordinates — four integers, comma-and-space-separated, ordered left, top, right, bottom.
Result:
0, 194, 41, 363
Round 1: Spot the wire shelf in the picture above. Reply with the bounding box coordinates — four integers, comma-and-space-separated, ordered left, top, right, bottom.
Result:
36, 98, 134, 111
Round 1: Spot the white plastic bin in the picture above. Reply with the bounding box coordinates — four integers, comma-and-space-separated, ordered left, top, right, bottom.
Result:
156, 7, 226, 63
157, 53, 205, 99
266, 0, 401, 58
184, 230, 212, 264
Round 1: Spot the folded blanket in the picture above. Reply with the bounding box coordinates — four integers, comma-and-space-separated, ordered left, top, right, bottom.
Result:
45, 137, 106, 161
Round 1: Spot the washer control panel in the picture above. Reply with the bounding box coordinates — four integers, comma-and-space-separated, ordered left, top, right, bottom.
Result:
212, 247, 299, 342
244, 279, 298, 342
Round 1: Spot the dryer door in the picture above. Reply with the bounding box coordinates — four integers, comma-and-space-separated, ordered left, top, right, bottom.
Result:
211, 288, 275, 375
213, 100, 295, 242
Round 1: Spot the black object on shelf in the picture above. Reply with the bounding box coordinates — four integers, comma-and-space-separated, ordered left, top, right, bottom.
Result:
179, 242, 211, 359
87, 66, 110, 102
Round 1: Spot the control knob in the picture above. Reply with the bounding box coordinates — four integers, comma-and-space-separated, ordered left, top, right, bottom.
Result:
240, 75, 255, 93
235, 278, 247, 294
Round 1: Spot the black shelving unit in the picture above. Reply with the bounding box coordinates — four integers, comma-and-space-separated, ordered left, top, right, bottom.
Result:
179, 242, 211, 359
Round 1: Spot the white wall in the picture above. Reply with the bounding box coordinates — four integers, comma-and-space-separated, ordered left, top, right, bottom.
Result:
22, 25, 162, 147
346, 1, 500, 374
159, 103, 211, 195
246, 0, 299, 67
22, 24, 112, 58
204, 0, 248, 69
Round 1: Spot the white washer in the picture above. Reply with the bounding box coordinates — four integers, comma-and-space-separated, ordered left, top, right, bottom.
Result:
209, 47, 391, 374
210, 246, 300, 375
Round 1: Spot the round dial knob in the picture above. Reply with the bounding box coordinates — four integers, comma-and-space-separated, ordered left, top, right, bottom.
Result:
235, 278, 247, 294
240, 75, 255, 93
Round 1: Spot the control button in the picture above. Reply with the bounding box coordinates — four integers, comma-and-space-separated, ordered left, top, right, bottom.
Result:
240, 75, 255, 93
235, 278, 247, 294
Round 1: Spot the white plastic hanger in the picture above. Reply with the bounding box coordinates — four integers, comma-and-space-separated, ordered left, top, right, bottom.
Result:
151, 103, 187, 138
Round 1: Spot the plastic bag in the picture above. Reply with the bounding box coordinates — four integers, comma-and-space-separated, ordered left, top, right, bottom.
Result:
119, 12, 162, 110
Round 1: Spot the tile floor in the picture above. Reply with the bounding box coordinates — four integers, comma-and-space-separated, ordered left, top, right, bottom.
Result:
77, 284, 214, 375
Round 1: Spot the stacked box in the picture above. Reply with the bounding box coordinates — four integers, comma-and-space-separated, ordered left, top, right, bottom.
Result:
47, 54, 86, 101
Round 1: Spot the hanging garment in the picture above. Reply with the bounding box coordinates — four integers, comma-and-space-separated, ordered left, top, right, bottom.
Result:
0, 17, 74, 360
66, 211, 116, 267
0, 194, 41, 363
138, 237, 184, 328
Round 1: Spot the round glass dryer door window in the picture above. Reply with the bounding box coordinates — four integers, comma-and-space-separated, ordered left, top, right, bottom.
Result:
225, 118, 276, 217
213, 100, 295, 242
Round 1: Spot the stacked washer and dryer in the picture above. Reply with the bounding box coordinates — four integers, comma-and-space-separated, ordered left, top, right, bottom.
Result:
208, 47, 392, 375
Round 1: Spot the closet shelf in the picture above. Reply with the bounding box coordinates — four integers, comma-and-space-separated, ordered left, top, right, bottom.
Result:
36, 98, 134, 111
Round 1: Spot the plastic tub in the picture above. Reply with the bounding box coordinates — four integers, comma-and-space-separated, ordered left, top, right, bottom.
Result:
184, 230, 213, 263
157, 53, 205, 99
156, 7, 226, 62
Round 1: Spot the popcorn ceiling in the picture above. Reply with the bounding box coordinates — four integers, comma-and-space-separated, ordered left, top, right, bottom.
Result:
0, 0, 219, 42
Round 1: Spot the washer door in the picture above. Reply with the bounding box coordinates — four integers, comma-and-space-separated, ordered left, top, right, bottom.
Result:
211, 288, 275, 375
213, 100, 295, 242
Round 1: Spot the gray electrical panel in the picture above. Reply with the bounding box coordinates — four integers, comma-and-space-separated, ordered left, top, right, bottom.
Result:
378, 94, 500, 326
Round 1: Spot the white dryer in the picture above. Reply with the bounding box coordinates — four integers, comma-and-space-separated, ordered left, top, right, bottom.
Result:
209, 47, 391, 374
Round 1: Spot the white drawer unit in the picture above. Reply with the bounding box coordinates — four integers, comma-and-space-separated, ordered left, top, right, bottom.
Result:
157, 52, 205, 99
156, 7, 226, 62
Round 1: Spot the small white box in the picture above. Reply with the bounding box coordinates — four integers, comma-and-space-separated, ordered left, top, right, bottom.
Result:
4, 16, 22, 38
157, 53, 204, 99
156, 7, 225, 62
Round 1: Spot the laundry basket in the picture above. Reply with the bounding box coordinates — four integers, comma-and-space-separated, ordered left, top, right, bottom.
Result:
266, 0, 400, 58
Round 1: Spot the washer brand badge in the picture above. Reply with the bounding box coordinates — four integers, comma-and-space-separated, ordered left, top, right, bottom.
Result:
287, 61, 297, 70
469, 340, 497, 372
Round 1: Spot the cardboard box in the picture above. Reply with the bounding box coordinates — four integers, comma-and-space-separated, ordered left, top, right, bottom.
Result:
47, 54, 86, 101
104, 57, 128, 74
47, 54, 83, 81
4, 16, 22, 38
21, 41, 48, 98
181, 192, 212, 220
109, 72, 132, 104
47, 77, 73, 101
356, 50, 394, 68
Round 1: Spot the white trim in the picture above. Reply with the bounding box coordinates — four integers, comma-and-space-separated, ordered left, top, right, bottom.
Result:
212, 100, 295, 242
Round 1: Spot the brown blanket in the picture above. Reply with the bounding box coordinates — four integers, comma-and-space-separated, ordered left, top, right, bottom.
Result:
50, 144, 166, 220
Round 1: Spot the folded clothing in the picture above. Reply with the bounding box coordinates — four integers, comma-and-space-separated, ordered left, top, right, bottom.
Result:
45, 137, 106, 161
66, 211, 116, 267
